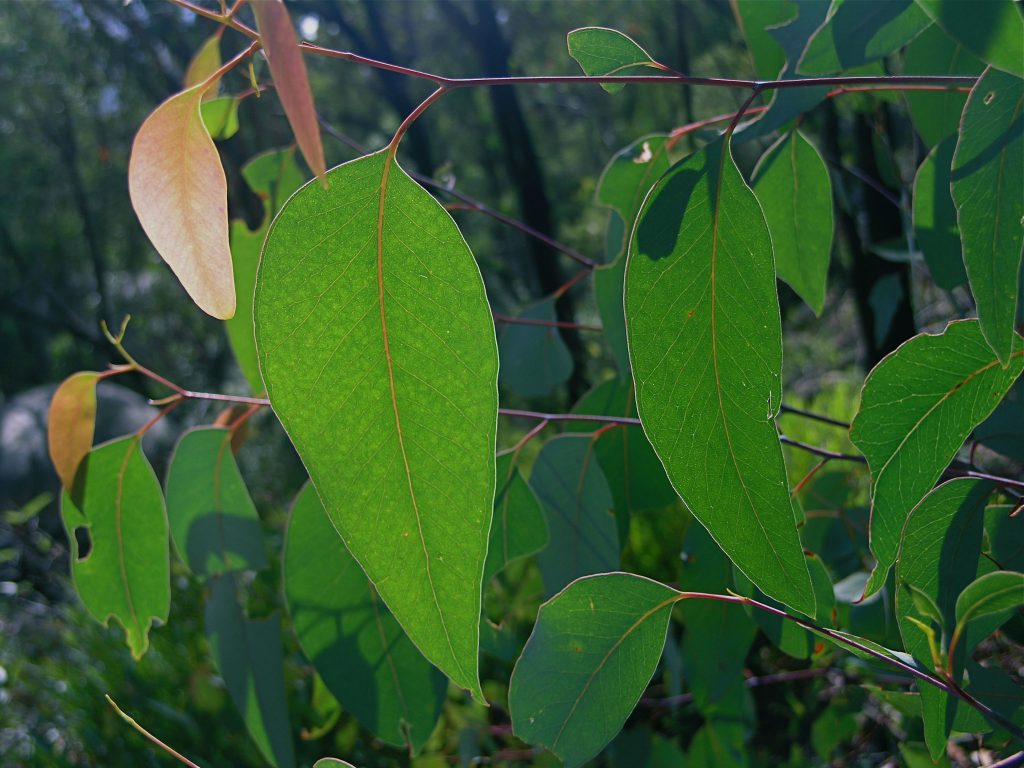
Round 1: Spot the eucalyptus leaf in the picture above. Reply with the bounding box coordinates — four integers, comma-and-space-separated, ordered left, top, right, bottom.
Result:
60, 436, 169, 659
752, 129, 834, 315
567, 27, 660, 94
951, 67, 1024, 364
955, 570, 1024, 630
798, 0, 930, 75
529, 435, 619, 597
850, 320, 1024, 595
915, 0, 1024, 76
206, 573, 295, 768
509, 573, 677, 768
200, 96, 239, 141
165, 427, 267, 578
484, 453, 548, 585
256, 150, 499, 700
498, 298, 572, 397
626, 136, 815, 615
284, 484, 446, 754
912, 137, 967, 290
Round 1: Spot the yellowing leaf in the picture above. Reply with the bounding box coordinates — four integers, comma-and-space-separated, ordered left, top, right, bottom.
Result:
48, 371, 99, 490
183, 33, 222, 97
128, 83, 234, 319
252, 0, 326, 183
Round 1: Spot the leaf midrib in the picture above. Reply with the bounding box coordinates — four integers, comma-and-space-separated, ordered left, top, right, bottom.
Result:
376, 151, 466, 684
115, 439, 142, 648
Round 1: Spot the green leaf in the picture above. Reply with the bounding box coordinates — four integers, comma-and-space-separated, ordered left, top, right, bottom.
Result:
59, 437, 169, 659
508, 573, 678, 768
205, 573, 295, 768
597, 135, 672, 262
975, 380, 1024, 461
226, 147, 305, 394
626, 135, 815, 615
595, 255, 630, 376
314, 761, 357, 768
912, 137, 968, 289
566, 27, 660, 94
200, 96, 240, 141
255, 150, 498, 701
850, 320, 1024, 595
903, 24, 985, 147
955, 570, 1024, 629
733, 0, 793, 79
570, 378, 679, 517
951, 67, 1024, 363
284, 484, 446, 754
484, 453, 548, 585
916, 0, 1024, 76
498, 298, 572, 397
529, 435, 619, 597
165, 427, 267, 578
798, 0, 931, 75
894, 479, 991, 760
752, 129, 834, 315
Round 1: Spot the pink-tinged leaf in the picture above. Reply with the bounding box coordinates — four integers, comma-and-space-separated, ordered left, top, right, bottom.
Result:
48, 371, 100, 490
183, 33, 222, 98
128, 83, 235, 319
252, 0, 326, 184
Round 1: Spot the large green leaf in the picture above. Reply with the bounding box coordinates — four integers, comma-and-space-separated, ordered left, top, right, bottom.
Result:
165, 427, 267, 578
797, 0, 930, 75
916, 0, 1024, 76
498, 297, 572, 397
752, 129, 834, 315
226, 147, 305, 393
529, 435, 619, 597
284, 484, 446, 754
894, 479, 991, 759
902, 24, 984, 147
951, 67, 1024, 364
912, 137, 967, 290
60, 436, 169, 659
484, 453, 548, 585
205, 573, 295, 768
508, 573, 678, 768
255, 150, 499, 700
625, 136, 815, 615
850, 320, 1024, 595
566, 27, 660, 94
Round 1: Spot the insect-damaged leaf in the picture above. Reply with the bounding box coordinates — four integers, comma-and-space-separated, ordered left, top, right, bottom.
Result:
252, 0, 326, 182
752, 129, 833, 315
165, 427, 267, 578
48, 371, 99, 491
952, 67, 1024, 364
285, 484, 446, 754
60, 436, 169, 659
850, 320, 1024, 596
626, 136, 815, 615
205, 573, 295, 768
567, 27, 661, 94
128, 82, 234, 319
509, 573, 677, 768
255, 151, 498, 701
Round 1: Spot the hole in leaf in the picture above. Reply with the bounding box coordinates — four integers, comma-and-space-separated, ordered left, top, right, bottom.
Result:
74, 526, 92, 562
984, 91, 996, 105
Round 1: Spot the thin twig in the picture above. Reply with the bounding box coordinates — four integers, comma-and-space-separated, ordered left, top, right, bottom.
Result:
105, 695, 203, 768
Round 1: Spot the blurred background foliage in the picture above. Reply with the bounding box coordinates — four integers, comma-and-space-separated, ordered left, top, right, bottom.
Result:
0, 1, 1009, 766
